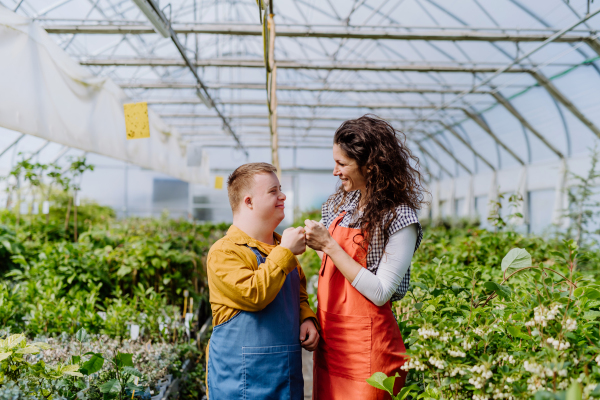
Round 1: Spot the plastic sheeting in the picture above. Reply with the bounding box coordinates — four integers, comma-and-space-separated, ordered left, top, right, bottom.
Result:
0, 6, 209, 184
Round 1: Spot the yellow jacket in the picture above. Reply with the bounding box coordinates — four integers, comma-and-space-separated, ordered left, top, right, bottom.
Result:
207, 225, 317, 327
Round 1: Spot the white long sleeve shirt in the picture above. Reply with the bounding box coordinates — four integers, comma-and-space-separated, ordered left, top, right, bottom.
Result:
350, 224, 418, 306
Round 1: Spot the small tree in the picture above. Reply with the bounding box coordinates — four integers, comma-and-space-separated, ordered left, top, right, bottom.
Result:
66, 157, 94, 242
564, 144, 600, 247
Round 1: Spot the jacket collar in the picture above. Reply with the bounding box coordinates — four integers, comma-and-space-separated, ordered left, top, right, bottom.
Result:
226, 225, 281, 250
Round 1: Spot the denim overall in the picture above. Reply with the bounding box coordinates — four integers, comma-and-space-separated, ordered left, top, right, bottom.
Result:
207, 246, 304, 400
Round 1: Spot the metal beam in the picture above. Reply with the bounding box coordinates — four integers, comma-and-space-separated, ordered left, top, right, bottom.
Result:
415, 130, 471, 174
462, 109, 526, 165
438, 123, 496, 171
412, 142, 453, 178
0, 134, 25, 159
120, 82, 491, 94
530, 70, 600, 139
158, 113, 431, 122
489, 91, 564, 158
132, 0, 247, 155
587, 37, 600, 56
79, 58, 531, 73
144, 98, 470, 110
43, 23, 596, 43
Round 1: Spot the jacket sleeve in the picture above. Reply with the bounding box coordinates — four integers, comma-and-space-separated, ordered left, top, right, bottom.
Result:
297, 264, 320, 331
208, 245, 298, 312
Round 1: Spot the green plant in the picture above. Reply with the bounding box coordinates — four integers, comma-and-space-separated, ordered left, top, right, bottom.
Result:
366, 372, 418, 399
565, 144, 600, 247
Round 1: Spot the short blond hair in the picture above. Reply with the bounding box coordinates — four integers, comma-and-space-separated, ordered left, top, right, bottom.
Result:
227, 162, 278, 212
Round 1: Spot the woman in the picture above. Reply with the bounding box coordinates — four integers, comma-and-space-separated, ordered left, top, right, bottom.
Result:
305, 115, 426, 399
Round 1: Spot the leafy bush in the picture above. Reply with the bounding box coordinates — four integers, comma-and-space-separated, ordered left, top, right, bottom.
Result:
364, 224, 600, 399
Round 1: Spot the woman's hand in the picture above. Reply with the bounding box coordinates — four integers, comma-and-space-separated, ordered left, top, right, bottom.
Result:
305, 220, 334, 253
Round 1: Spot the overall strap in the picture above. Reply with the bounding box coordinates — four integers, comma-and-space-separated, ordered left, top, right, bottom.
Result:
245, 245, 267, 265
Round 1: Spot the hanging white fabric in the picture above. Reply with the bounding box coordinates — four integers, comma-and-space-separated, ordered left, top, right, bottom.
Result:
432, 180, 441, 221
463, 174, 475, 218
0, 8, 208, 184
551, 159, 569, 227
512, 166, 528, 226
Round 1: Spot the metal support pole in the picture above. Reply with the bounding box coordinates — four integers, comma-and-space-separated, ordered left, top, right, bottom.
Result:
0, 134, 25, 159
415, 131, 472, 174
437, 123, 496, 170
490, 91, 564, 158
530, 70, 600, 139
462, 109, 526, 165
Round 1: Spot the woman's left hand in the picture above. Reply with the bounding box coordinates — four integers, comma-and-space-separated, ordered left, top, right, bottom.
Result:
305, 220, 334, 252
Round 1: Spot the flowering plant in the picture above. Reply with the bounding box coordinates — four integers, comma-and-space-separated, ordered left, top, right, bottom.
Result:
370, 239, 600, 399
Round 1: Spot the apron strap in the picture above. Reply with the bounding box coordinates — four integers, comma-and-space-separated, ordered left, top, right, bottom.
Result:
245, 245, 267, 266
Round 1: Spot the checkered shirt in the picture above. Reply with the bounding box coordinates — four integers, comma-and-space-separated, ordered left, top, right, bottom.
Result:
321, 190, 423, 302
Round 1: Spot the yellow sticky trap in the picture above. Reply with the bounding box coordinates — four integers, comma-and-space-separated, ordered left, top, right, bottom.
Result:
215, 176, 224, 189
124, 102, 150, 140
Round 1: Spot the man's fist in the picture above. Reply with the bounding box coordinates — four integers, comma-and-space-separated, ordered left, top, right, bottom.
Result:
280, 226, 306, 255
300, 319, 319, 351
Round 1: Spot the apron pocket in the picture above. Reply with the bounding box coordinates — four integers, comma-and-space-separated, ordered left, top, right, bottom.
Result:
242, 344, 303, 400
316, 309, 372, 381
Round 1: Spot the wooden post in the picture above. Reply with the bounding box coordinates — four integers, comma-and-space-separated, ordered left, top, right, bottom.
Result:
267, 14, 280, 178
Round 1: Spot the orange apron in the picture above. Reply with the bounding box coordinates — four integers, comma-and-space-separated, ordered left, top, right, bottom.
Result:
313, 212, 407, 400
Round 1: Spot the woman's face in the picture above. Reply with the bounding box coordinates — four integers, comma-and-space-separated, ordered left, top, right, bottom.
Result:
333, 143, 367, 192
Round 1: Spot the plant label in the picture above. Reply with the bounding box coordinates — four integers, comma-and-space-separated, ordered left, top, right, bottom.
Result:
215, 176, 224, 189
124, 102, 150, 140
97, 311, 106, 321
75, 192, 81, 207
42, 201, 50, 215
185, 313, 193, 337
31, 202, 39, 215
130, 324, 140, 340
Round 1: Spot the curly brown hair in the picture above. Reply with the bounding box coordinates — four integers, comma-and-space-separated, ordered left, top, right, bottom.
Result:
327, 114, 427, 255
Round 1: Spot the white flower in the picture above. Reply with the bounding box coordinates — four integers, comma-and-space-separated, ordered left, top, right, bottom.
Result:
462, 339, 474, 351
473, 327, 485, 336
448, 349, 466, 358
469, 364, 493, 389
428, 356, 446, 369
496, 353, 516, 365
418, 327, 440, 340
495, 304, 506, 310
401, 357, 426, 371
546, 337, 570, 351
564, 318, 577, 332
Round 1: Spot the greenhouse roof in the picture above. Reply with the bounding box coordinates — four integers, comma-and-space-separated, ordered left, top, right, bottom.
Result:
2, 0, 600, 180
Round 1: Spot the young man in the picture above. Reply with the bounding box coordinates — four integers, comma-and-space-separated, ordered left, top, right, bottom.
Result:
206, 162, 319, 400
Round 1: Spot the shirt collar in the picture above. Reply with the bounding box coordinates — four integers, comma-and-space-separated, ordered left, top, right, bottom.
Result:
339, 190, 361, 213
226, 225, 281, 249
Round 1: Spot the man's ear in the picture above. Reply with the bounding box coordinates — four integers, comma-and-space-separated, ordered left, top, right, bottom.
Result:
243, 195, 253, 209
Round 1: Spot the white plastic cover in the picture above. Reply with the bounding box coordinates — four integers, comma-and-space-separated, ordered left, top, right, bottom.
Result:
0, 7, 208, 184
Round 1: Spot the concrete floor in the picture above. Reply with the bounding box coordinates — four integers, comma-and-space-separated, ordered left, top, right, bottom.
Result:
302, 349, 313, 399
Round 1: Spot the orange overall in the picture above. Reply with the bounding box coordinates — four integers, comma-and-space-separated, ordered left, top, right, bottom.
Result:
313, 212, 408, 400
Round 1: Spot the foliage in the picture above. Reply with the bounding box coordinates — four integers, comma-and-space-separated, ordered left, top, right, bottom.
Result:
565, 144, 600, 247
364, 223, 600, 399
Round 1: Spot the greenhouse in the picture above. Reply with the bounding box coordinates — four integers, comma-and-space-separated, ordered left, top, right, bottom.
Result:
0, 0, 600, 398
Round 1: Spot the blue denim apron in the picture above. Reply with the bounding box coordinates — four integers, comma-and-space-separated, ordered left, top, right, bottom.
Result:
207, 246, 304, 400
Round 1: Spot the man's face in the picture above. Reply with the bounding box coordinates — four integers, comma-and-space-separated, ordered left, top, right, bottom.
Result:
246, 172, 286, 225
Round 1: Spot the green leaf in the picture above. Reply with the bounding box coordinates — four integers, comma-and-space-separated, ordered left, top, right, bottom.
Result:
583, 311, 600, 320
366, 372, 394, 395
122, 366, 142, 378
501, 248, 532, 272
75, 328, 88, 343
81, 353, 104, 375
507, 326, 529, 340
115, 352, 134, 368
414, 302, 423, 311
566, 381, 582, 400
16, 346, 40, 355
99, 379, 121, 394
0, 352, 12, 361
